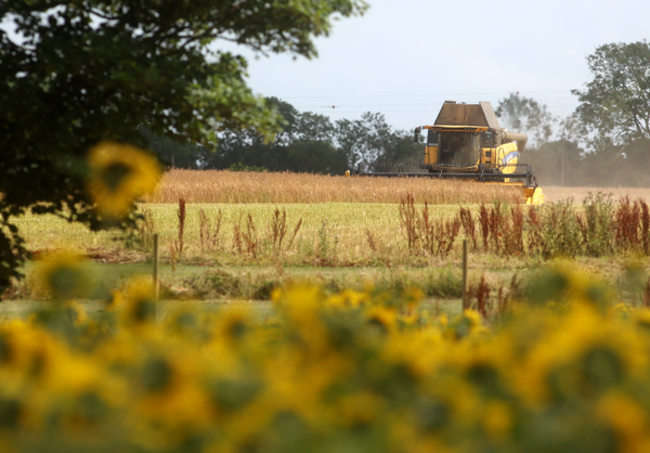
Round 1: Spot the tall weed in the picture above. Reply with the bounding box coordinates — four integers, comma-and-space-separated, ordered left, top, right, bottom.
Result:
579, 192, 614, 257
539, 199, 583, 258
459, 207, 478, 250
616, 196, 642, 253
399, 195, 460, 258
399, 194, 419, 252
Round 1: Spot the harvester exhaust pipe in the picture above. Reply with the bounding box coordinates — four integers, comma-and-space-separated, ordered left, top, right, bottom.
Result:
500, 131, 528, 151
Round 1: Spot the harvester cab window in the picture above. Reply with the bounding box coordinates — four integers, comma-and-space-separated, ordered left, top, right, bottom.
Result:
438, 132, 480, 166
427, 130, 438, 146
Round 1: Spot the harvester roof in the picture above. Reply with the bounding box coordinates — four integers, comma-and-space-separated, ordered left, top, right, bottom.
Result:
434, 101, 501, 130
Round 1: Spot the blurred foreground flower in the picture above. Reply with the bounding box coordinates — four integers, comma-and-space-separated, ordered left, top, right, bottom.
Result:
86, 141, 161, 219
121, 277, 157, 327
35, 251, 88, 301
6, 268, 650, 452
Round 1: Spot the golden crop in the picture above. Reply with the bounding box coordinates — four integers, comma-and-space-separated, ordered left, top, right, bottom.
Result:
146, 170, 525, 205
145, 169, 650, 205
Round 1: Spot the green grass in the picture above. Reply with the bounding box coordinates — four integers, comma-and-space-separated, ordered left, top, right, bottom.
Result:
4, 260, 469, 321
6, 202, 650, 316
12, 202, 461, 264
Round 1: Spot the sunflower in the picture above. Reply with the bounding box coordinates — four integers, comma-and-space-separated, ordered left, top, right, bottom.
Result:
34, 251, 88, 301
120, 278, 157, 328
86, 141, 161, 219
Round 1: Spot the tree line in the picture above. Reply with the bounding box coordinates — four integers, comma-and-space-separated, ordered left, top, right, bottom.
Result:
149, 98, 421, 174
153, 41, 650, 188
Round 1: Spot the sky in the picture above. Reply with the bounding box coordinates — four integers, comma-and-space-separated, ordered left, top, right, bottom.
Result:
223, 0, 650, 132
3, 1, 648, 134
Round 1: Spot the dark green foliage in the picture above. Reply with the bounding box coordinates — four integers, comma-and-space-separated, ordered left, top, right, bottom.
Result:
0, 0, 366, 288
198, 99, 350, 174
140, 129, 204, 170
197, 99, 418, 174
338, 112, 422, 169
573, 41, 650, 149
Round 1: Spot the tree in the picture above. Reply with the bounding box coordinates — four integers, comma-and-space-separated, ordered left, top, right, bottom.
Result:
373, 132, 422, 165
141, 128, 204, 169
335, 112, 422, 169
336, 112, 394, 169
495, 93, 555, 147
285, 141, 349, 174
573, 41, 650, 150
0, 0, 367, 289
295, 112, 336, 143
202, 99, 348, 174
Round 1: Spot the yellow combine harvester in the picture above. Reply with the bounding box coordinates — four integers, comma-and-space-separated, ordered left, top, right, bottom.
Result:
356, 101, 544, 205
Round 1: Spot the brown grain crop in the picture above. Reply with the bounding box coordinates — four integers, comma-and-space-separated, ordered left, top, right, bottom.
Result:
145, 170, 525, 205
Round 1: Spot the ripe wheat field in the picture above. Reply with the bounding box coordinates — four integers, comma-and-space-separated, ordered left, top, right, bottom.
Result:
146, 169, 525, 204
146, 169, 650, 205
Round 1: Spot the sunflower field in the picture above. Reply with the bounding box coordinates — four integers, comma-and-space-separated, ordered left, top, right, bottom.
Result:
3, 141, 650, 452
1, 258, 650, 453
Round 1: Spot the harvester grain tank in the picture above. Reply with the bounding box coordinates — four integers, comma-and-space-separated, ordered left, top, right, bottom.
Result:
356, 101, 544, 205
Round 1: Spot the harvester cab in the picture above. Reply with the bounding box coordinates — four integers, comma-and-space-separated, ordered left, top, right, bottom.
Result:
357, 101, 544, 205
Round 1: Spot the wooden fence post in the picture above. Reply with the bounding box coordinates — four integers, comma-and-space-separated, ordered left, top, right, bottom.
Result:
462, 239, 469, 310
153, 234, 159, 320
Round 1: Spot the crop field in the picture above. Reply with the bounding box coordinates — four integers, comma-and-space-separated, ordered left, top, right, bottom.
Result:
4, 169, 650, 325
148, 169, 650, 205
4, 169, 650, 452
9, 170, 650, 304
146, 169, 526, 204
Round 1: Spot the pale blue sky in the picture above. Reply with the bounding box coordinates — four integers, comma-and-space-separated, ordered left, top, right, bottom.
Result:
4, 1, 648, 134
232, 0, 650, 132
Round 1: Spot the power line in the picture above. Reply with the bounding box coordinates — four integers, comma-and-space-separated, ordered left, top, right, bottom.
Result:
298, 100, 577, 109
283, 89, 577, 100
298, 103, 579, 112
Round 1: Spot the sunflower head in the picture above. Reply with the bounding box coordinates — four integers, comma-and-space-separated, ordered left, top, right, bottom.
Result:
86, 141, 161, 219
34, 251, 88, 301
120, 278, 157, 327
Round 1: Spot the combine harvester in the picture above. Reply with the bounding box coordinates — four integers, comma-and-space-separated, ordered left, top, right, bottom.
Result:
354, 101, 544, 205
